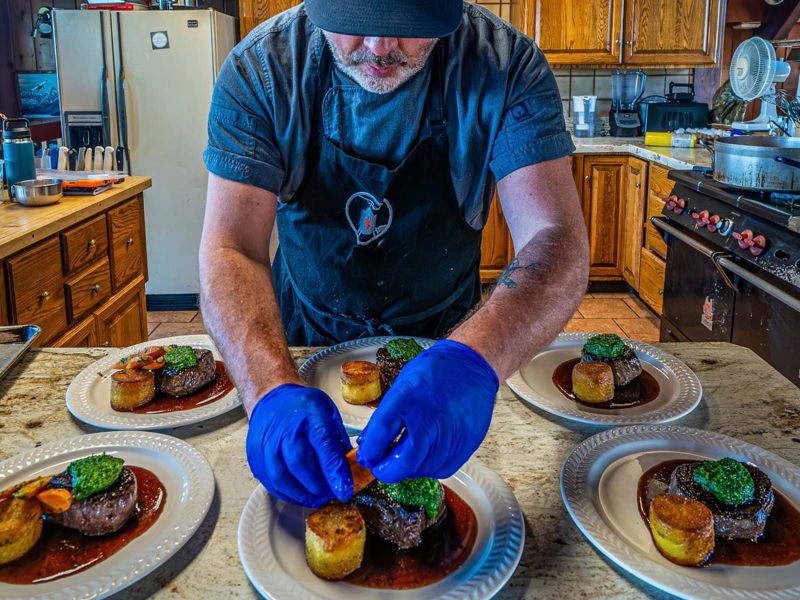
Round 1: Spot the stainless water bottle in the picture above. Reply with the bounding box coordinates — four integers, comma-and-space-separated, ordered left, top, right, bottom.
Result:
3, 118, 36, 197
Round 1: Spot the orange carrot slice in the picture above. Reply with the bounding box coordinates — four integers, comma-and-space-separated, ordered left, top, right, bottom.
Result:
346, 447, 375, 495
12, 476, 52, 500
36, 488, 73, 514
0, 481, 24, 501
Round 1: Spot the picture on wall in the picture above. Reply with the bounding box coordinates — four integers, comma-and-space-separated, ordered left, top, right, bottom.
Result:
17, 71, 60, 119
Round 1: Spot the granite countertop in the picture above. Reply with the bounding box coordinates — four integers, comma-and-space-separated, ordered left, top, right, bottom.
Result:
1, 343, 799, 599
572, 136, 713, 170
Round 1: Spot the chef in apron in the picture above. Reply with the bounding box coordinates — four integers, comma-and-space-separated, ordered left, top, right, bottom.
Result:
201, 0, 587, 507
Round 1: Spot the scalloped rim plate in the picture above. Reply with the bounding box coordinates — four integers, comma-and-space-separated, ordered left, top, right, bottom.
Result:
561, 424, 800, 600
66, 335, 242, 430
506, 333, 702, 426
298, 336, 435, 431
0, 431, 215, 600
238, 449, 524, 600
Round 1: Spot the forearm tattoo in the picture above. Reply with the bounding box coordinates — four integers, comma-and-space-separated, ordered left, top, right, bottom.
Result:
496, 258, 541, 289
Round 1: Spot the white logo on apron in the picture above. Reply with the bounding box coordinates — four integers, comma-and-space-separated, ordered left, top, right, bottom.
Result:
345, 191, 394, 246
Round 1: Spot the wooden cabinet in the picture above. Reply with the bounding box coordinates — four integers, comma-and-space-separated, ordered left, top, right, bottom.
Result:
108, 198, 146, 291
94, 275, 148, 348
0, 266, 7, 326
5, 237, 68, 345
531, 0, 622, 65
533, 0, 722, 66
645, 163, 671, 260
65, 258, 112, 323
580, 155, 627, 279
62, 215, 108, 276
623, 0, 722, 66
52, 316, 97, 348
480, 194, 515, 283
639, 247, 665, 314
621, 158, 647, 288
239, 0, 300, 37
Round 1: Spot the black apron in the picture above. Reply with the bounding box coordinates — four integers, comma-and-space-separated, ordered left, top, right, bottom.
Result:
272, 43, 482, 345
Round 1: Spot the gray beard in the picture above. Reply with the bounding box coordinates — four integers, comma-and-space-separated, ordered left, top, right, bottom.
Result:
323, 34, 437, 94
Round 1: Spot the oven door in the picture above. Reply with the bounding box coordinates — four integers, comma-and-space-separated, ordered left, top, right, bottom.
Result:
654, 218, 735, 343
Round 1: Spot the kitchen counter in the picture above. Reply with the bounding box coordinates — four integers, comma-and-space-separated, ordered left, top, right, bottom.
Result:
572, 136, 713, 170
1, 343, 799, 599
0, 176, 151, 260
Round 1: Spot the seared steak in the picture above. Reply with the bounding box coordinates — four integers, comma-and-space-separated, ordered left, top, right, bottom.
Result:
45, 467, 138, 536
581, 345, 642, 386
668, 462, 774, 540
375, 348, 406, 390
352, 482, 446, 550
155, 348, 216, 397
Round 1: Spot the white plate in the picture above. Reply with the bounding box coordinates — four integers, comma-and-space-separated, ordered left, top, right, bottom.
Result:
0, 430, 215, 600
66, 335, 241, 430
238, 451, 524, 600
506, 333, 702, 426
561, 424, 800, 600
299, 336, 434, 431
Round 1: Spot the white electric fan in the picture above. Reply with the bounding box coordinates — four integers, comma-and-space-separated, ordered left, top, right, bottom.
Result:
730, 36, 791, 132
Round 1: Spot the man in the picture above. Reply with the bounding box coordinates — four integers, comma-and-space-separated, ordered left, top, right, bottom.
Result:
200, 0, 589, 507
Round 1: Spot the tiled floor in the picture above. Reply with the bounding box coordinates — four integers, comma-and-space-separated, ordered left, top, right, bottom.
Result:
147, 292, 660, 343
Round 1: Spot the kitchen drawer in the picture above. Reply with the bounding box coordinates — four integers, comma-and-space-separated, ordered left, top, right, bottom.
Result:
5, 236, 67, 344
648, 164, 672, 200
645, 193, 668, 259
65, 257, 112, 323
108, 197, 145, 290
639, 247, 666, 315
62, 215, 108, 275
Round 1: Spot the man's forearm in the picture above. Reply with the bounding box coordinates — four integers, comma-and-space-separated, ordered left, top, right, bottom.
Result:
450, 223, 589, 380
199, 245, 301, 414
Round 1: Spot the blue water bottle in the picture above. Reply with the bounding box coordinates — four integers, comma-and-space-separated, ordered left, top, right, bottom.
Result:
3, 118, 36, 198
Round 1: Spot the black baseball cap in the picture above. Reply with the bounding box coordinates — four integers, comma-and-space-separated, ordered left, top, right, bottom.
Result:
305, 0, 463, 38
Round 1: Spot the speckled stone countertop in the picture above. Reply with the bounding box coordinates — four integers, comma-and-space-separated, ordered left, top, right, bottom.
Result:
573, 136, 713, 170
1, 343, 799, 599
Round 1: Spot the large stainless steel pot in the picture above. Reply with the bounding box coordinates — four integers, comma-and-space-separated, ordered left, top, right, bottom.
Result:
713, 136, 800, 192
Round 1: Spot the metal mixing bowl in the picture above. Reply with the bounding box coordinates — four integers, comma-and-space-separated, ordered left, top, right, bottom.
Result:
10, 179, 63, 206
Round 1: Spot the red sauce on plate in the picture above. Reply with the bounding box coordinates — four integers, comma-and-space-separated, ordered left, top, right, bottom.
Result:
130, 361, 233, 414
637, 459, 800, 567
346, 486, 478, 589
0, 466, 167, 584
552, 358, 660, 409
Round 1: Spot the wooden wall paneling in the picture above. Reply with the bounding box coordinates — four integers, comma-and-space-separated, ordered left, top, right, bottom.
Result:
0, 1, 19, 116
10, 0, 37, 72
756, 0, 800, 41
238, 0, 300, 37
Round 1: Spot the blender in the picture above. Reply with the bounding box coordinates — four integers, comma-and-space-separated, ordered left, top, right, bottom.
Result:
610, 70, 647, 137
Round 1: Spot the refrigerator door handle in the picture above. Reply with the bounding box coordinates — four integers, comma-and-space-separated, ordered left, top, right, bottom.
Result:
115, 12, 131, 175
99, 13, 110, 148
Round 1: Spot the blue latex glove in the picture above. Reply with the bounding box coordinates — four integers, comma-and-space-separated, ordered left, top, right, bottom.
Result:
246, 384, 353, 507
357, 339, 499, 483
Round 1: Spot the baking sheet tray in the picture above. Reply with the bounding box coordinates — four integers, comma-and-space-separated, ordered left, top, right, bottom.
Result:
0, 325, 41, 381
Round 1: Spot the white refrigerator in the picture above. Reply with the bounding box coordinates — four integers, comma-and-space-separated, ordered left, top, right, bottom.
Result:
53, 9, 236, 297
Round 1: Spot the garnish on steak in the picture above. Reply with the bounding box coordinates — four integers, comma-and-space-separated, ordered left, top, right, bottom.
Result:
351, 478, 446, 550
580, 333, 642, 387
668, 459, 774, 540
375, 338, 424, 390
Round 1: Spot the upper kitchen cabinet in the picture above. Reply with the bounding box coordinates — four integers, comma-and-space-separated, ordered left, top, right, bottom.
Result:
531, 0, 623, 65
239, 0, 300, 37
622, 0, 722, 66
533, 0, 722, 67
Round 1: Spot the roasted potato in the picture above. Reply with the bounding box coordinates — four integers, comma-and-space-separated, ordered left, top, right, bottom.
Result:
340, 361, 381, 405
305, 503, 365, 580
649, 493, 715, 567
110, 369, 155, 411
572, 361, 615, 404
0, 497, 43, 565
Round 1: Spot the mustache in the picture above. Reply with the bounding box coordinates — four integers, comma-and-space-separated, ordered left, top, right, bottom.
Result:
347, 49, 408, 68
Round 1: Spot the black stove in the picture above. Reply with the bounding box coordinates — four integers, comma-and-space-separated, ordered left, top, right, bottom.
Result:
653, 170, 800, 387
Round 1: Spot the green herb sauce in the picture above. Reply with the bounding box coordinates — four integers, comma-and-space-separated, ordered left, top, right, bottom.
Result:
164, 345, 198, 375
692, 457, 755, 506
384, 338, 424, 361
68, 454, 125, 501
583, 334, 625, 359
377, 478, 443, 519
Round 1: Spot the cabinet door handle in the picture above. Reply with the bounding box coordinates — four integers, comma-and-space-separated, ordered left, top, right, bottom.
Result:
584, 175, 590, 181
102, 341, 110, 347
658, 289, 664, 296
635, 182, 642, 189
39, 291, 49, 300
627, 39, 635, 47
88, 238, 97, 248
126, 237, 134, 246
92, 284, 102, 293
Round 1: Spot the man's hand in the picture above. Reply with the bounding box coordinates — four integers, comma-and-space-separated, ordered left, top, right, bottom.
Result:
356, 340, 499, 482
246, 384, 354, 507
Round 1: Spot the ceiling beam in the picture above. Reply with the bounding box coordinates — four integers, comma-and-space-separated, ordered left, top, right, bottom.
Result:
755, 0, 800, 41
